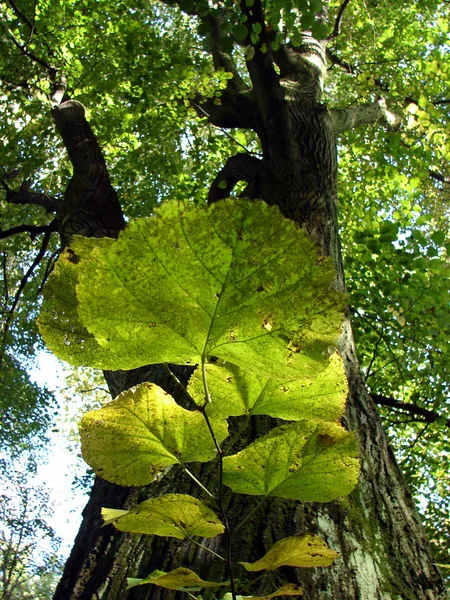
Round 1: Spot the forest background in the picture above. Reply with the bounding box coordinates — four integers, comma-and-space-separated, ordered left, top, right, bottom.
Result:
0, 0, 449, 597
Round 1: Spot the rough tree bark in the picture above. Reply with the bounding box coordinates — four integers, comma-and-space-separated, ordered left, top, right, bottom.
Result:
50, 27, 447, 600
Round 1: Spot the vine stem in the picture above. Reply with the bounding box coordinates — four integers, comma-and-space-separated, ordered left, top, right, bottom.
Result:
201, 357, 238, 600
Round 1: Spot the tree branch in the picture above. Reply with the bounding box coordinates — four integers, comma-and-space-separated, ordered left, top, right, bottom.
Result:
330, 98, 401, 132
1, 227, 55, 356
372, 393, 450, 427
2, 178, 61, 213
8, 0, 35, 35
208, 153, 263, 203
429, 169, 450, 185
0, 222, 58, 241
326, 0, 352, 41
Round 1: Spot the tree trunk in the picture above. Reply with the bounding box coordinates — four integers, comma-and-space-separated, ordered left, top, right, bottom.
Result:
51, 36, 447, 600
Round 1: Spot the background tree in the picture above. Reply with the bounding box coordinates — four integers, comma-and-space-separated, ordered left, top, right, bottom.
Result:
0, 457, 63, 600
0, 0, 448, 598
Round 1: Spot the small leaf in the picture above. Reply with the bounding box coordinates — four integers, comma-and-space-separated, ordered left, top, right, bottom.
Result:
239, 534, 338, 571
234, 23, 248, 41
311, 21, 328, 39
223, 421, 359, 502
127, 568, 229, 590
79, 382, 228, 486
102, 494, 224, 539
245, 46, 256, 61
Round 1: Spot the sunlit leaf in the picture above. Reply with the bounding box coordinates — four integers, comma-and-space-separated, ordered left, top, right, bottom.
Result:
187, 352, 347, 421
127, 568, 229, 590
102, 494, 223, 538
239, 534, 338, 571
39, 199, 346, 381
79, 382, 228, 486
222, 584, 303, 600
223, 421, 359, 501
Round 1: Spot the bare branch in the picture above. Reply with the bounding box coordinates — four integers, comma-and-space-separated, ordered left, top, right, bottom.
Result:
326, 0, 352, 41
2, 178, 61, 212
330, 98, 401, 133
372, 393, 450, 428
0, 222, 57, 241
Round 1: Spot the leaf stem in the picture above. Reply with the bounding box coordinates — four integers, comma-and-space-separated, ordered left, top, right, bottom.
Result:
201, 357, 238, 600
185, 534, 227, 561
224, 413, 252, 456
233, 497, 266, 534
182, 466, 215, 500
163, 362, 196, 403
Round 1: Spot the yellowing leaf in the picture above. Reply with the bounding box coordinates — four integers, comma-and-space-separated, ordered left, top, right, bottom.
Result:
101, 508, 128, 525
187, 353, 347, 421
39, 199, 346, 381
223, 421, 359, 502
38, 237, 116, 367
127, 568, 229, 590
222, 584, 303, 600
79, 382, 228, 486
239, 534, 338, 571
102, 494, 223, 539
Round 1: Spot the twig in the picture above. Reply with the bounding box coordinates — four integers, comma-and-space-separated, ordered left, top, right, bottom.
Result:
7, 28, 57, 79
37, 246, 62, 294
8, 0, 35, 33
1, 229, 54, 355
365, 325, 384, 380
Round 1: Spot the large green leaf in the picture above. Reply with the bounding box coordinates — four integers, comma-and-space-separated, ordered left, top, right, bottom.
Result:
101, 494, 224, 538
39, 199, 346, 380
127, 568, 229, 590
79, 382, 228, 486
222, 421, 359, 501
187, 352, 347, 421
239, 534, 338, 571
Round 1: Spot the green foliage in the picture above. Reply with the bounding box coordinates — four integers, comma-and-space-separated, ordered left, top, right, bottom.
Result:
1, 0, 449, 586
39, 199, 357, 595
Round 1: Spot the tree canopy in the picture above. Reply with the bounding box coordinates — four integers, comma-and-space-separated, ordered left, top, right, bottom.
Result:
0, 0, 449, 593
